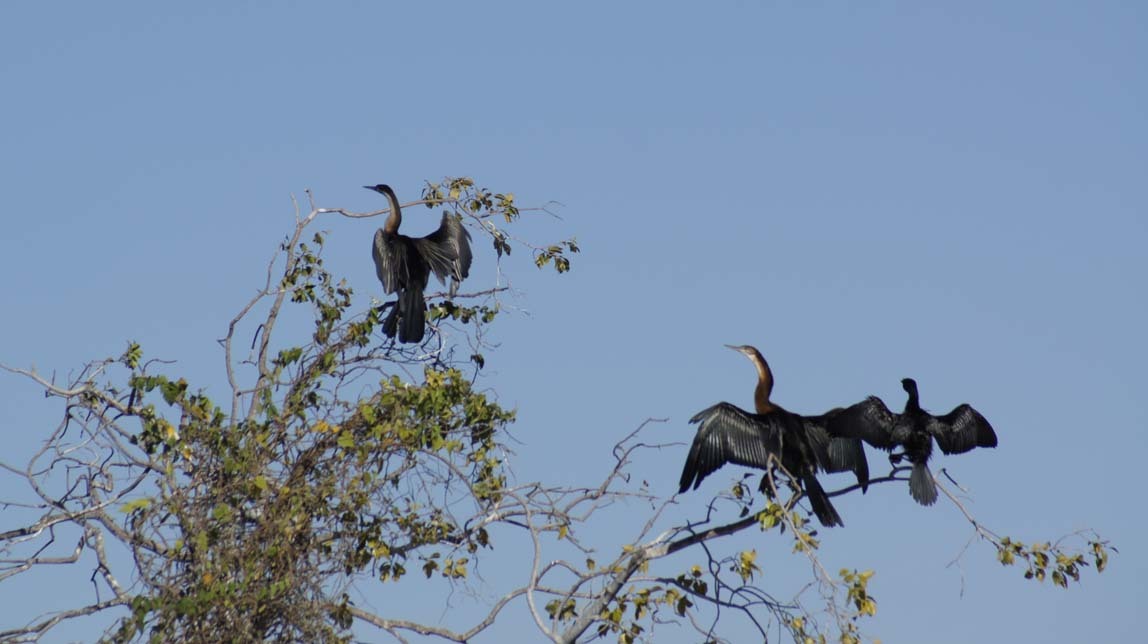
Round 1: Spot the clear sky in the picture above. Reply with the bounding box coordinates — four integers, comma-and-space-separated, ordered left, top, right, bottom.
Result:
2, 2, 1145, 642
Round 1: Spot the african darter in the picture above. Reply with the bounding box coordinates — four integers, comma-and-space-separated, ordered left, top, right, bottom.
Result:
678, 345, 870, 528
365, 184, 473, 344
828, 378, 998, 506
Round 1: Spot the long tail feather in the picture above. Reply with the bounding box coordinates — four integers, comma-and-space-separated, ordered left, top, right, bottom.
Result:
909, 462, 938, 506
396, 288, 427, 344
803, 473, 844, 527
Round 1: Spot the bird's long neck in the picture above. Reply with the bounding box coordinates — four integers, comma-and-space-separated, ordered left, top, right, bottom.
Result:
749, 350, 775, 414
904, 386, 920, 413
381, 187, 403, 234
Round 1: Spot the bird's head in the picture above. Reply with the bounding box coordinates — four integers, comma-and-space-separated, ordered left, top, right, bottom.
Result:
363, 184, 394, 196
901, 378, 919, 396
724, 344, 764, 363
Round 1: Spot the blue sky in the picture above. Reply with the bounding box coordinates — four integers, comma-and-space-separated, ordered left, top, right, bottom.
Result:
2, 2, 1145, 642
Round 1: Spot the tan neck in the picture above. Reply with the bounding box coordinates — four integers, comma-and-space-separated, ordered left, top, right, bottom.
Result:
748, 349, 775, 414
381, 188, 402, 234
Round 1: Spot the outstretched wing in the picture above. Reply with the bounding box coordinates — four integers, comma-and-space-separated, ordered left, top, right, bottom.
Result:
418, 212, 473, 289
825, 396, 898, 450
927, 404, 998, 455
803, 410, 870, 491
678, 402, 781, 494
372, 229, 418, 294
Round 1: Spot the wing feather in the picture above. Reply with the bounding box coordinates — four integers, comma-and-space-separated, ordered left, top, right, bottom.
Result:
678, 402, 781, 493
372, 230, 428, 294
372, 229, 400, 294
927, 404, 998, 455
418, 212, 473, 288
825, 396, 898, 450
803, 411, 870, 491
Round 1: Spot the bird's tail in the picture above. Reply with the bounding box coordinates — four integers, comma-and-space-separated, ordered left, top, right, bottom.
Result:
802, 473, 843, 528
382, 289, 427, 343
397, 287, 427, 343
909, 462, 939, 506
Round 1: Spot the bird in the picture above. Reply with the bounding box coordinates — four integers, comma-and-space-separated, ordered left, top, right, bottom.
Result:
827, 378, 998, 506
678, 345, 870, 528
365, 184, 473, 344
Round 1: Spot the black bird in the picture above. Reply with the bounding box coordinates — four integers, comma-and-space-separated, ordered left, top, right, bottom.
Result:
828, 378, 998, 506
365, 184, 473, 343
678, 345, 870, 528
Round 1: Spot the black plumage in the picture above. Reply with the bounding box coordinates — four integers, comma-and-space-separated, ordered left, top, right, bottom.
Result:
678, 345, 870, 528
828, 378, 998, 506
366, 184, 473, 344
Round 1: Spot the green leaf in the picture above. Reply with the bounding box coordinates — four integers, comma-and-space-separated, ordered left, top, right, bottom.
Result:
121, 341, 143, 369
120, 498, 153, 514
212, 504, 233, 522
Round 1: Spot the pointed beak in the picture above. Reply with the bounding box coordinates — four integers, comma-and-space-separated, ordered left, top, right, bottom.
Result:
723, 344, 740, 352
363, 186, 374, 191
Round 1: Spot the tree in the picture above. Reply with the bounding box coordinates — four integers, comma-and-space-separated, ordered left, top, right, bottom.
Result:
1, 177, 1111, 643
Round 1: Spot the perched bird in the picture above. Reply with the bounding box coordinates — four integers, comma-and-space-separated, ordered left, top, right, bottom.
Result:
828, 378, 998, 506
678, 345, 870, 528
365, 184, 473, 343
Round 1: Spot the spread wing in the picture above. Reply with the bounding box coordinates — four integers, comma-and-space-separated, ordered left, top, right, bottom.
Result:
372, 229, 399, 294
803, 410, 870, 491
374, 230, 430, 297
825, 396, 898, 450
417, 212, 473, 289
927, 404, 998, 455
678, 402, 783, 494
372, 230, 413, 294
